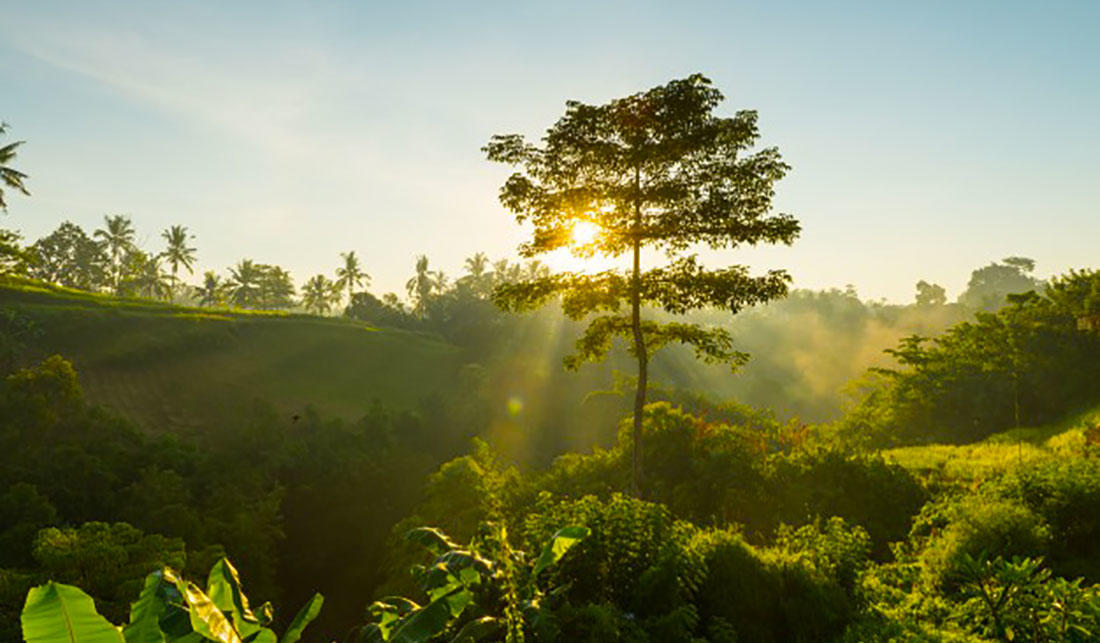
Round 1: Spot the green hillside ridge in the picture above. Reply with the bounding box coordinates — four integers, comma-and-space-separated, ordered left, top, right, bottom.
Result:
0, 276, 463, 434
881, 402, 1100, 485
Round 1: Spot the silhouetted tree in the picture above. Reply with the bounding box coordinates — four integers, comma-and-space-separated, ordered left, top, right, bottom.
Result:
406, 255, 445, 319
29, 222, 108, 290
0, 123, 29, 211
94, 215, 136, 295
161, 225, 196, 299
958, 257, 1043, 311
486, 74, 799, 496
915, 280, 947, 307
303, 274, 338, 315
257, 264, 295, 309
120, 250, 169, 300
228, 259, 262, 308
335, 251, 369, 305
196, 270, 227, 307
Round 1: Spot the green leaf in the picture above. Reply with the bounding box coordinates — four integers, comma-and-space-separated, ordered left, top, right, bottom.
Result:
279, 593, 323, 643
532, 526, 590, 578
449, 616, 501, 642
122, 571, 168, 643
388, 590, 464, 643
406, 527, 460, 557
206, 559, 262, 638
21, 581, 126, 643
164, 568, 242, 643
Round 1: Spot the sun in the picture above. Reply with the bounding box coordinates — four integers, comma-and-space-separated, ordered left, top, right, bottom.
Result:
543, 219, 616, 274
571, 220, 601, 247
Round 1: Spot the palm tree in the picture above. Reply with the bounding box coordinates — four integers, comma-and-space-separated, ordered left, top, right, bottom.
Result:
461, 252, 492, 297
524, 260, 550, 281
228, 259, 262, 308
406, 254, 445, 319
161, 225, 197, 300
0, 123, 30, 210
465, 252, 489, 279
94, 215, 136, 294
197, 271, 226, 307
335, 251, 369, 305
302, 274, 338, 315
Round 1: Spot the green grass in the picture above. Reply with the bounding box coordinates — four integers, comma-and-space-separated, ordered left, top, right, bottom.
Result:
2, 276, 462, 434
881, 403, 1100, 486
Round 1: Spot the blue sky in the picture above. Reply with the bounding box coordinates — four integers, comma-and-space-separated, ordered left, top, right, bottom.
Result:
2, 1, 1097, 302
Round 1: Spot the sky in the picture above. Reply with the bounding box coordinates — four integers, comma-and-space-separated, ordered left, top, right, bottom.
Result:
2, 1, 1098, 303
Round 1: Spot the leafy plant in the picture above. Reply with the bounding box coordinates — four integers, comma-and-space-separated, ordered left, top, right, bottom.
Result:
20, 557, 322, 643
351, 523, 588, 642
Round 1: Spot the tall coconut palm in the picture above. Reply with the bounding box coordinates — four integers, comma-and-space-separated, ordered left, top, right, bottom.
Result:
94, 215, 136, 294
0, 123, 30, 211
335, 251, 369, 305
161, 225, 196, 300
228, 259, 262, 308
302, 274, 338, 315
464, 252, 489, 279
406, 254, 446, 319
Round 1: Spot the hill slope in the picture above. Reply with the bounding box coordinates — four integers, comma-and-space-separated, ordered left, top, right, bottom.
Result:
1, 277, 463, 434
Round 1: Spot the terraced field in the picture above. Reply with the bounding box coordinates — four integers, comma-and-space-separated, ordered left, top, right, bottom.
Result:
1, 277, 462, 435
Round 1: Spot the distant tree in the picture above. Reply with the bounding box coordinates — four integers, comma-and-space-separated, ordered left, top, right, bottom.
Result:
0, 123, 30, 211
160, 225, 196, 300
346, 291, 416, 327
486, 74, 799, 496
302, 274, 338, 315
0, 229, 30, 275
196, 270, 227, 307
465, 252, 489, 280
256, 264, 296, 310
29, 222, 109, 290
382, 292, 405, 311
228, 259, 262, 308
93, 215, 136, 295
915, 280, 947, 307
120, 250, 170, 300
958, 257, 1043, 311
458, 252, 493, 298
335, 250, 369, 305
406, 254, 445, 319
491, 258, 523, 288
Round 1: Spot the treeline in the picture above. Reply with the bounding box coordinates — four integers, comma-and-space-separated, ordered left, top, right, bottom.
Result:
8, 216, 555, 316
839, 268, 1100, 445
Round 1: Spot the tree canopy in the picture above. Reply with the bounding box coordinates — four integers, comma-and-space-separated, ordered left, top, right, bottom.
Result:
486, 74, 799, 495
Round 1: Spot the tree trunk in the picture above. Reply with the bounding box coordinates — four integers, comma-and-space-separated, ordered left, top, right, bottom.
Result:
631, 235, 647, 499
630, 165, 646, 499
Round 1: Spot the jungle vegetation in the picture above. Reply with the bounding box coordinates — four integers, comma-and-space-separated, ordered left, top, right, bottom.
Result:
2, 77, 1100, 642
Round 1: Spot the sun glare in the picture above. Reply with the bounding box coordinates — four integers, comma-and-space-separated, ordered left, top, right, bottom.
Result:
571, 220, 601, 246
544, 219, 616, 274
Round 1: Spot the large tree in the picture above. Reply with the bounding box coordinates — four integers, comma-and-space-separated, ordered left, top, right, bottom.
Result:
485, 74, 799, 496
0, 123, 30, 211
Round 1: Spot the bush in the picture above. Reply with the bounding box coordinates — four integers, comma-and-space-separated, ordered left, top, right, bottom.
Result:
920, 497, 1050, 593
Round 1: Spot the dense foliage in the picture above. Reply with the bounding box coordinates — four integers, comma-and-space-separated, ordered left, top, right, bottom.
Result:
842, 269, 1100, 445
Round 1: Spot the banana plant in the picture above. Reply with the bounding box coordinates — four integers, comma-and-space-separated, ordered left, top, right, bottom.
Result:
349, 523, 589, 643
21, 558, 323, 643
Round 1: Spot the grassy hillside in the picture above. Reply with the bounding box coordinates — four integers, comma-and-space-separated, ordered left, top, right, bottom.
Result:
881, 402, 1100, 486
1, 277, 463, 434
